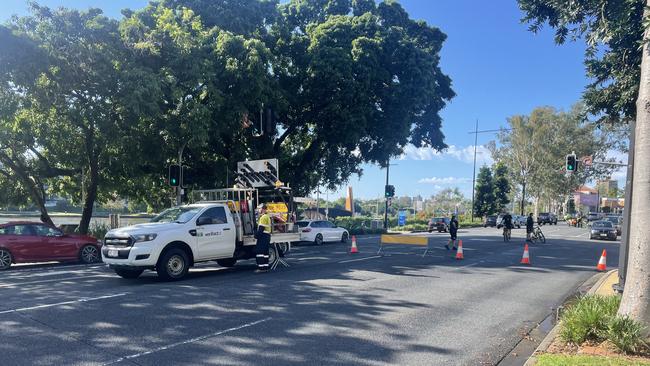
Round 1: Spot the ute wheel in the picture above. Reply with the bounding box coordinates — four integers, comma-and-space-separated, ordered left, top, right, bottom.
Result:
0, 248, 12, 270
216, 258, 237, 267
80, 245, 100, 264
157, 248, 190, 281
114, 268, 144, 279
341, 232, 349, 243
314, 234, 324, 246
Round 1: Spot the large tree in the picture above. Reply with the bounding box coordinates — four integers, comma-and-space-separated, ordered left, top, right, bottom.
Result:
490, 106, 613, 216
474, 166, 496, 218
518, 0, 650, 328
0, 5, 143, 232
493, 162, 511, 212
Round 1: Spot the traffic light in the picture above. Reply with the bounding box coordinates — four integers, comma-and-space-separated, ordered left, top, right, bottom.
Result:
168, 164, 181, 186
566, 154, 577, 172
385, 184, 395, 198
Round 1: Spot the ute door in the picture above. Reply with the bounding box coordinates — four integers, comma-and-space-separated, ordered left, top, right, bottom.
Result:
195, 206, 236, 259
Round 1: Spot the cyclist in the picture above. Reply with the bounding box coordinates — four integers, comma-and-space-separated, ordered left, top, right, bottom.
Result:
502, 212, 513, 240
526, 213, 534, 242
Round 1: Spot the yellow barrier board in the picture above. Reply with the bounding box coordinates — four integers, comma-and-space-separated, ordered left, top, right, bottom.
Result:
380, 235, 428, 246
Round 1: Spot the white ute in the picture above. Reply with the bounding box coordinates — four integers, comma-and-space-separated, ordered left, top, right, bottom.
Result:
102, 189, 299, 280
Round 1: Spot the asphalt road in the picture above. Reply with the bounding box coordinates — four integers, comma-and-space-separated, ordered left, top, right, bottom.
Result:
0, 224, 619, 366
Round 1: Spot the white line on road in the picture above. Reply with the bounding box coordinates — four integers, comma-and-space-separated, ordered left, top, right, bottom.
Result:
338, 255, 382, 264
0, 275, 111, 289
0, 293, 128, 315
102, 317, 273, 365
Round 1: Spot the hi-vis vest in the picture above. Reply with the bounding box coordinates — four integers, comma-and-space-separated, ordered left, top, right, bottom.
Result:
259, 214, 272, 234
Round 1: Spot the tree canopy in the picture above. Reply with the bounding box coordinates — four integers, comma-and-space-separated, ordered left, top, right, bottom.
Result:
0, 0, 454, 232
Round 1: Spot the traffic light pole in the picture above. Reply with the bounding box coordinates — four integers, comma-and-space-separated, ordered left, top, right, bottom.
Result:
384, 161, 389, 230
176, 138, 193, 206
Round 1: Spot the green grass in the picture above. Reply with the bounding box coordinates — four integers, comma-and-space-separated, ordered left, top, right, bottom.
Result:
536, 354, 650, 366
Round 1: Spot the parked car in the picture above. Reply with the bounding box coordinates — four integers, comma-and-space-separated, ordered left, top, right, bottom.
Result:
428, 217, 451, 232
513, 215, 526, 228
0, 221, 100, 270
589, 220, 617, 241
537, 212, 558, 225
587, 212, 601, 222
484, 215, 498, 228
297, 220, 349, 245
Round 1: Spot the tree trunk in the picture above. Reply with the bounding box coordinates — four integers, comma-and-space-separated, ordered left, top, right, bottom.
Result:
618, 1, 650, 331
78, 161, 98, 235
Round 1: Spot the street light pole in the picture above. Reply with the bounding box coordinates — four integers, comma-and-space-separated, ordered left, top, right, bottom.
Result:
384, 160, 390, 230
471, 119, 478, 222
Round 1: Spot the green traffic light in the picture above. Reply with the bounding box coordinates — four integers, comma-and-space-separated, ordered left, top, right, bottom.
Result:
171, 178, 177, 184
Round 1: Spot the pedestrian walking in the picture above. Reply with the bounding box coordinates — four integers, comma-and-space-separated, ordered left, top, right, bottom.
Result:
445, 214, 459, 250
526, 213, 534, 242
255, 204, 272, 273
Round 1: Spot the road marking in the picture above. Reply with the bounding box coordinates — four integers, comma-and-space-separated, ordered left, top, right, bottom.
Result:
101, 317, 273, 365
0, 293, 128, 315
456, 261, 483, 270
338, 256, 382, 264
0, 275, 111, 288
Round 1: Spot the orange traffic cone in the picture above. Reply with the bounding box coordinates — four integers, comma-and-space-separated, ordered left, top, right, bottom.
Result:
350, 235, 359, 254
597, 249, 607, 272
520, 244, 531, 265
455, 240, 464, 260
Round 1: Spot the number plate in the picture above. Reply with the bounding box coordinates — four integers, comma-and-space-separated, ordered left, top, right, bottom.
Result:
600, 233, 607, 237
108, 249, 119, 257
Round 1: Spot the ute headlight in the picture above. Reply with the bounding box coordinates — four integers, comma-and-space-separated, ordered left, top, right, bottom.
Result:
132, 233, 158, 243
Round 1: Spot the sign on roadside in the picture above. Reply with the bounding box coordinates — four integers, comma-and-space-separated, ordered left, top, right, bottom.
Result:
398, 210, 407, 226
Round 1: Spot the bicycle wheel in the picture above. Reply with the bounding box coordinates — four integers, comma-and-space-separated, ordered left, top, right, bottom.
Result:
503, 230, 507, 242
540, 232, 546, 243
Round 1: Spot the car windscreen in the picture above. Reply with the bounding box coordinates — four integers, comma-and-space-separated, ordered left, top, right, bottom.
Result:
151, 207, 202, 223
297, 221, 310, 228
593, 221, 613, 228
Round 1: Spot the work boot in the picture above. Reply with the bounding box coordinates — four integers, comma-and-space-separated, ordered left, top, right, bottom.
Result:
444, 245, 450, 250
452, 247, 457, 251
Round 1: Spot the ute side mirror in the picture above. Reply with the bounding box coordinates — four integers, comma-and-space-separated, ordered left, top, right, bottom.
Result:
197, 217, 213, 226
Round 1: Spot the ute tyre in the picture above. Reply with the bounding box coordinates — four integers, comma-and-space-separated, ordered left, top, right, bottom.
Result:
80, 245, 100, 264
216, 258, 237, 267
157, 248, 190, 281
0, 249, 12, 270
341, 232, 349, 243
115, 268, 144, 279
314, 234, 324, 246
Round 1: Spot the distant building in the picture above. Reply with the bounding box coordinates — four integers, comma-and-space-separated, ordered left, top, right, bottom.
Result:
597, 179, 619, 197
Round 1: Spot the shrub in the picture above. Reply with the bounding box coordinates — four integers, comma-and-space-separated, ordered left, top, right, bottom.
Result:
606, 316, 647, 354
559, 295, 621, 345
88, 222, 111, 240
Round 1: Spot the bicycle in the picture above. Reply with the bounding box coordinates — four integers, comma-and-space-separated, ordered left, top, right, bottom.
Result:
529, 226, 546, 243
503, 227, 511, 242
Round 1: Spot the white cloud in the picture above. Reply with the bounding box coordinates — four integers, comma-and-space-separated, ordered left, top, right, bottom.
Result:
400, 144, 493, 165
418, 177, 471, 185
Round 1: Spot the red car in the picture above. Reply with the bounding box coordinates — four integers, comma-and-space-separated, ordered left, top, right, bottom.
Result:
0, 221, 101, 270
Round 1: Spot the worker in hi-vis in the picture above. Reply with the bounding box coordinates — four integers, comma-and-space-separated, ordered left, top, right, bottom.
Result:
255, 204, 272, 273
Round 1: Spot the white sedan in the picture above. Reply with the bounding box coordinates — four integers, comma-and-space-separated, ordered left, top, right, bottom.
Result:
297, 220, 349, 245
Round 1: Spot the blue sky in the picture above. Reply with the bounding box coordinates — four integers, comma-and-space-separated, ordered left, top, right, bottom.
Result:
1, 0, 627, 200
